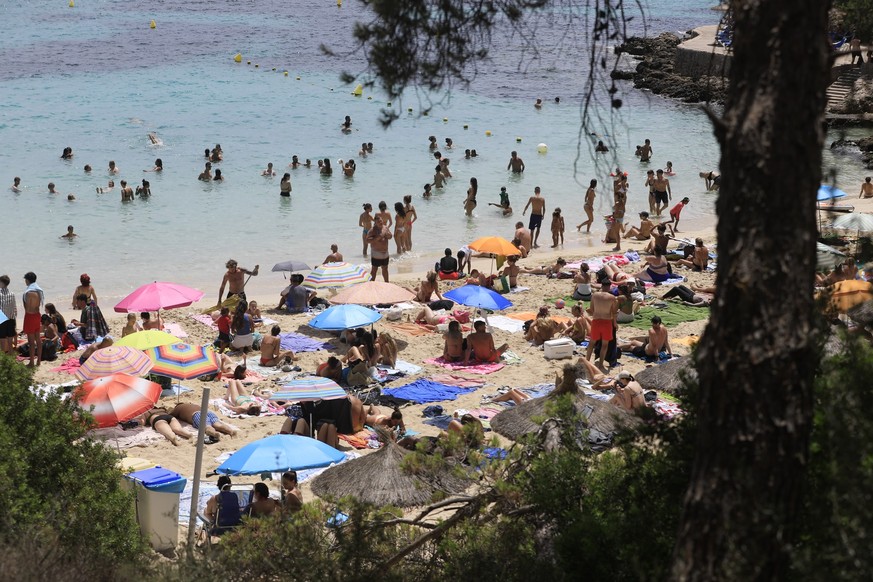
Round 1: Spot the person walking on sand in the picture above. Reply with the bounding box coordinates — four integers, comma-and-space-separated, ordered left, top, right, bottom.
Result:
359, 203, 374, 256
577, 179, 597, 232
522, 186, 546, 248
367, 215, 393, 282
218, 259, 259, 305
22, 272, 44, 367
507, 151, 525, 173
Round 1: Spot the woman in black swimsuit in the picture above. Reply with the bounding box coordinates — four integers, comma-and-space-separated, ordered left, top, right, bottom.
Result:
143, 407, 192, 446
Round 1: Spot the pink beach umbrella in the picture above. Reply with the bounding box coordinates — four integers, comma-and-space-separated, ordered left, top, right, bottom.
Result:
114, 282, 205, 313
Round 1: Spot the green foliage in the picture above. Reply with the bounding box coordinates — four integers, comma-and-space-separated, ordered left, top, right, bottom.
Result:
0, 353, 146, 577
833, 0, 873, 41
791, 332, 873, 580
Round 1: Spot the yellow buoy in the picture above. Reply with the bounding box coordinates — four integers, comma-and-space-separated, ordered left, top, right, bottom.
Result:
443, 117, 448, 122
284, 71, 289, 76
247, 60, 251, 65
69, 0, 74, 7
337, 0, 342, 5
352, 84, 363, 96
150, 20, 156, 29
516, 137, 522, 142
485, 130, 492, 136
537, 143, 548, 153
463, 124, 469, 129
254, 63, 259, 68
233, 53, 242, 63
408, 107, 413, 112
296, 76, 301, 80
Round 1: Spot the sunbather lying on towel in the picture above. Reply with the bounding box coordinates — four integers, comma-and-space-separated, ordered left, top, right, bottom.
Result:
398, 413, 484, 453
141, 406, 193, 446
224, 379, 264, 416
171, 402, 237, 441
488, 388, 532, 405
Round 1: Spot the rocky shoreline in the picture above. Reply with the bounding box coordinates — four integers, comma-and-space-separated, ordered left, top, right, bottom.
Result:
614, 33, 727, 104
830, 137, 873, 169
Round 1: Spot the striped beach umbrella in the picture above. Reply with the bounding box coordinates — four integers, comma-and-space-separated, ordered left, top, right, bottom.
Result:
269, 376, 347, 402
145, 343, 219, 380
74, 346, 154, 381
302, 262, 369, 290
74, 374, 162, 428
115, 330, 181, 350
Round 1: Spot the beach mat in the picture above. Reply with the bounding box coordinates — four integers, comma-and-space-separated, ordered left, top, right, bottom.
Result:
382, 379, 478, 404
623, 303, 710, 330
505, 312, 572, 325
488, 316, 527, 333
190, 313, 218, 331
429, 374, 486, 388
279, 332, 332, 352
425, 357, 505, 375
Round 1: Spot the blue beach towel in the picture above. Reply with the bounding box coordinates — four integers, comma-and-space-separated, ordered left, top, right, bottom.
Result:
423, 415, 454, 430
279, 332, 332, 352
383, 379, 477, 404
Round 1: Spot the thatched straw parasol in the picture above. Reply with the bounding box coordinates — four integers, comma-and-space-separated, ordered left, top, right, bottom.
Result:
491, 365, 640, 442
634, 357, 695, 395
311, 441, 473, 508
848, 299, 873, 327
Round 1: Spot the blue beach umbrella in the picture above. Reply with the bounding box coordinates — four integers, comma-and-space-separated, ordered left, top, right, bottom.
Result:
817, 185, 847, 201
308, 304, 382, 331
216, 435, 346, 475
444, 285, 513, 312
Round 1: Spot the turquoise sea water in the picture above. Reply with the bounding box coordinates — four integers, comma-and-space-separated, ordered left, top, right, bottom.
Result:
0, 0, 864, 304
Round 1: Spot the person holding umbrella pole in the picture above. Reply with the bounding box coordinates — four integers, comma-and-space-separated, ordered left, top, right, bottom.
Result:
218, 259, 259, 305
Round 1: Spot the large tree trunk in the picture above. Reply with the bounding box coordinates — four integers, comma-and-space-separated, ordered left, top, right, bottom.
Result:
671, 1, 831, 580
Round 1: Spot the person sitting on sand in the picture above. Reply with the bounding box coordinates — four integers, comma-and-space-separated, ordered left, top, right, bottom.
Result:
79, 336, 113, 364
572, 263, 592, 301
624, 211, 655, 240
248, 482, 280, 518
465, 269, 490, 287
259, 325, 298, 367
142, 407, 193, 446
619, 315, 672, 361
644, 223, 671, 255
72, 294, 109, 342
323, 244, 343, 264
170, 402, 237, 441
676, 237, 709, 271
281, 471, 303, 512
524, 307, 560, 346
501, 255, 521, 288
122, 313, 142, 337
633, 247, 671, 284
443, 320, 466, 362
246, 300, 262, 324
223, 377, 263, 416
437, 248, 461, 280
562, 304, 591, 343
141, 311, 164, 330
414, 270, 444, 303
595, 371, 647, 413
465, 320, 508, 363
316, 356, 343, 383
374, 332, 398, 367
72, 273, 97, 309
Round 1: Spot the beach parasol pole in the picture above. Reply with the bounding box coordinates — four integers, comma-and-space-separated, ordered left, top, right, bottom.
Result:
186, 387, 210, 556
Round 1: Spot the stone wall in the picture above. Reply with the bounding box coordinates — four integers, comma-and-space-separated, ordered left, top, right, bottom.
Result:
674, 44, 731, 79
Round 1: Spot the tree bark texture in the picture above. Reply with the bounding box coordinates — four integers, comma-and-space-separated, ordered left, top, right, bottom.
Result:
671, 1, 831, 580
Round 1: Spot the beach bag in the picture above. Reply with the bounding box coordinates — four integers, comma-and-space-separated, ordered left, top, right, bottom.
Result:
40, 340, 58, 362
497, 276, 511, 294
61, 331, 79, 352
346, 361, 370, 387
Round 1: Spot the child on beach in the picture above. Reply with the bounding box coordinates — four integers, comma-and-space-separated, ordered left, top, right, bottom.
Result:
665, 161, 675, 175
433, 165, 446, 189
359, 203, 374, 256
246, 301, 263, 324
215, 307, 231, 352
551, 208, 565, 247
662, 197, 690, 235
489, 186, 512, 215
122, 313, 142, 337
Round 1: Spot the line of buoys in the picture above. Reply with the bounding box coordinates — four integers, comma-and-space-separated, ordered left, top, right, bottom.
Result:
234, 53, 242, 63
150, 20, 156, 29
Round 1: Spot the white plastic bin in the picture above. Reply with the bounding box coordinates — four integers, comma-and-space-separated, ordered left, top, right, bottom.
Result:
123, 467, 187, 551
544, 338, 576, 359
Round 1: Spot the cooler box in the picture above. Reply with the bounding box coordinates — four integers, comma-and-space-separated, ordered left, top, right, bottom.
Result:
124, 467, 187, 551
544, 338, 576, 359
118, 457, 156, 473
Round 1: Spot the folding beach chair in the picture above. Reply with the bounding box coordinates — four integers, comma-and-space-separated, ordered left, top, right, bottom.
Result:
196, 484, 254, 549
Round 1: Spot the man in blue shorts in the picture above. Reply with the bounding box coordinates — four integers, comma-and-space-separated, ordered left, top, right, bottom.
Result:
171, 402, 237, 441
522, 186, 546, 248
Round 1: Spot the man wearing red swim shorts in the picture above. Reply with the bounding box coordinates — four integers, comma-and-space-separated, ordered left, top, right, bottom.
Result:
586, 279, 617, 367
22, 272, 44, 367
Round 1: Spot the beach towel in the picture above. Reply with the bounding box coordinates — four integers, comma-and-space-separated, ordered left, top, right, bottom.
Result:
423, 414, 454, 430
162, 322, 188, 338
671, 335, 700, 347
190, 313, 218, 331
378, 360, 423, 376
508, 286, 530, 294
652, 398, 683, 420
51, 357, 82, 374
625, 350, 676, 363
382, 379, 477, 404
624, 304, 710, 330
425, 357, 505, 375
487, 315, 527, 333
210, 397, 283, 418
161, 384, 193, 398
89, 426, 169, 449
279, 332, 332, 352
243, 357, 285, 376
385, 322, 433, 336
501, 350, 523, 365
338, 429, 374, 449
429, 374, 485, 389
505, 312, 572, 325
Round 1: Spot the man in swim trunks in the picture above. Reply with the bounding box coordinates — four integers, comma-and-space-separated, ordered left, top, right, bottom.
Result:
653, 169, 671, 215
22, 272, 43, 367
171, 402, 237, 440
522, 186, 546, 248
586, 279, 617, 367
639, 138, 652, 162
514, 222, 532, 252
259, 325, 298, 367
507, 150, 525, 173
367, 215, 393, 282
620, 315, 672, 361
219, 259, 259, 305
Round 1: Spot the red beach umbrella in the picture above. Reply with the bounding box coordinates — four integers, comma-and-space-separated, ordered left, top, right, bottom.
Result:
74, 374, 162, 428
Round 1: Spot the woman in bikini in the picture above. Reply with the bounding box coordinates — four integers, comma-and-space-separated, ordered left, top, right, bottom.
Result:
223, 379, 262, 416
403, 195, 417, 251
373, 332, 398, 367
576, 179, 597, 232
365, 405, 405, 434
143, 407, 192, 446
634, 246, 670, 284
562, 304, 590, 343
359, 203, 374, 256
464, 177, 478, 216
393, 202, 408, 254
414, 271, 443, 303
72, 273, 97, 309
